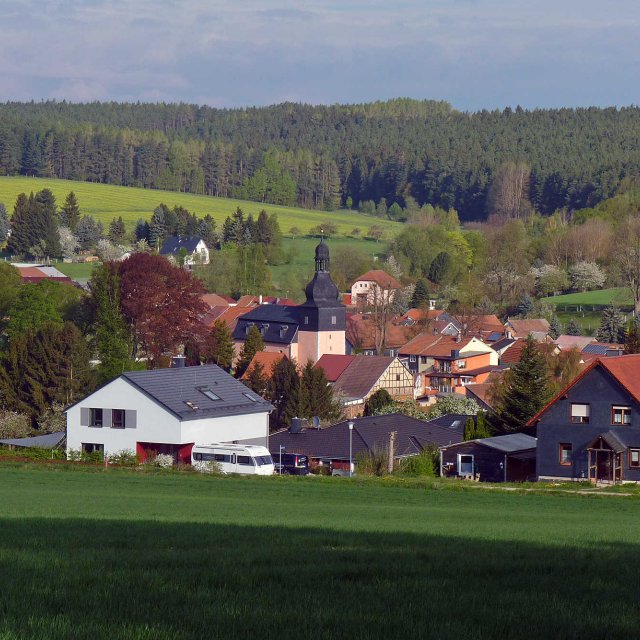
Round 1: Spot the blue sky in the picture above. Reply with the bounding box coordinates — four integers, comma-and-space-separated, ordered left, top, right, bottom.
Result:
0, 0, 638, 109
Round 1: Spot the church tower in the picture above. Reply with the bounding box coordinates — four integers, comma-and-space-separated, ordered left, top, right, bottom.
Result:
296, 238, 346, 363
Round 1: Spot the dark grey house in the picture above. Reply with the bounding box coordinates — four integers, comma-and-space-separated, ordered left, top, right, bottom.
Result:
440, 433, 537, 482
528, 355, 640, 483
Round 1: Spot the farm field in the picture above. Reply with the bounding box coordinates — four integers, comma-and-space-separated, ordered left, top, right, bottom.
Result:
0, 176, 401, 237
1, 465, 639, 639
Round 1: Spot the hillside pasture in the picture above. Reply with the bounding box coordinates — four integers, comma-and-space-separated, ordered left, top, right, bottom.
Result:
0, 176, 401, 237
543, 287, 632, 309
0, 464, 640, 639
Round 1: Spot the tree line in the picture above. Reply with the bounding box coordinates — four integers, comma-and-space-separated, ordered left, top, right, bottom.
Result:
1, 99, 640, 218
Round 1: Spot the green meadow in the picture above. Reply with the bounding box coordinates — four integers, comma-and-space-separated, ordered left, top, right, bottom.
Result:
0, 176, 401, 237
0, 464, 639, 639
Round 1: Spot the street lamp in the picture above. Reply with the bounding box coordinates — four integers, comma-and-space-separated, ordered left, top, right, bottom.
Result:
348, 421, 354, 478
279, 445, 285, 475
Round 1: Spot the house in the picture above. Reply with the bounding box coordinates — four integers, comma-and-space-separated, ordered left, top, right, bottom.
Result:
232, 238, 345, 365
440, 433, 537, 482
504, 318, 550, 341
12, 263, 74, 285
580, 342, 624, 363
159, 236, 209, 266
315, 354, 414, 417
553, 334, 595, 351
269, 413, 465, 474
350, 270, 401, 307
201, 293, 236, 309
65, 363, 273, 462
528, 355, 640, 483
240, 351, 286, 381
346, 313, 416, 356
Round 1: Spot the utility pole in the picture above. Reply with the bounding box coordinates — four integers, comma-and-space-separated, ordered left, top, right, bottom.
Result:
388, 431, 396, 474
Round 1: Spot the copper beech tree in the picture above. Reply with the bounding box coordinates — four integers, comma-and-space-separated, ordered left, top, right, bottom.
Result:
117, 253, 207, 366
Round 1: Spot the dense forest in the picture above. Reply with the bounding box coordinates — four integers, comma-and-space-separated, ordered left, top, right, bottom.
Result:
1, 99, 640, 219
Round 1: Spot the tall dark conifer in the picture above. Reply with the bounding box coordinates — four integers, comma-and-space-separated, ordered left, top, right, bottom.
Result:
60, 191, 81, 231
268, 357, 301, 430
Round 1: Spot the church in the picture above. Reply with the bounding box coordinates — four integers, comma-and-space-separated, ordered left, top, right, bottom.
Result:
232, 238, 345, 364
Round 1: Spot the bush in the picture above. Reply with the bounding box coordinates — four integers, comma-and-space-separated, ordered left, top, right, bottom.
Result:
107, 449, 139, 466
0, 446, 66, 461
310, 464, 330, 476
0, 411, 33, 439
152, 453, 175, 469
355, 447, 389, 476
68, 448, 104, 463
398, 448, 438, 477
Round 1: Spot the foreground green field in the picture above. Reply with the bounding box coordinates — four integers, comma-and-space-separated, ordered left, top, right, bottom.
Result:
0, 176, 401, 237
1, 465, 639, 639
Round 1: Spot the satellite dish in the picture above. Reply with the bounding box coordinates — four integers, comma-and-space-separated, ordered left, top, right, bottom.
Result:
312, 416, 320, 429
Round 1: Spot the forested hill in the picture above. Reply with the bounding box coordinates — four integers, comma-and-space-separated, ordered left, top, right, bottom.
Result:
2, 99, 640, 220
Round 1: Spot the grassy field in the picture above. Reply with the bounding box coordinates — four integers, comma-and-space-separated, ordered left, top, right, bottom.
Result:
1, 464, 640, 639
544, 287, 632, 308
0, 176, 401, 237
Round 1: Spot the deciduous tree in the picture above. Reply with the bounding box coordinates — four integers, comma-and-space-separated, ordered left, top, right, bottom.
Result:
235, 325, 264, 378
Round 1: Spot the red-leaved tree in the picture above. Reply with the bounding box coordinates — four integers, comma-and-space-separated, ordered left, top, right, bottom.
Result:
117, 253, 207, 366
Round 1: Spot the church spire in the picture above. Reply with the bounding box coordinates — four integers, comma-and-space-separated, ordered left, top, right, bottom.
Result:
314, 235, 330, 272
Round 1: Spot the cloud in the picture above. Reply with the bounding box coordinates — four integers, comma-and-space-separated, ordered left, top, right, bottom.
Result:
0, 0, 637, 109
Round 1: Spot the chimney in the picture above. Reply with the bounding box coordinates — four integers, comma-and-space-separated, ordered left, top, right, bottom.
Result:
171, 355, 186, 368
290, 417, 302, 434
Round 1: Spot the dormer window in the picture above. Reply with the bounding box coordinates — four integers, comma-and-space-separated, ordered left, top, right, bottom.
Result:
280, 325, 288, 338
245, 323, 254, 336
260, 323, 269, 336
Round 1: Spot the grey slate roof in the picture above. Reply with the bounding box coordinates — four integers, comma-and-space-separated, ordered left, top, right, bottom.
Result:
590, 428, 640, 451
269, 413, 465, 461
233, 305, 300, 345
475, 433, 537, 453
0, 431, 66, 449
159, 236, 203, 255
121, 365, 273, 421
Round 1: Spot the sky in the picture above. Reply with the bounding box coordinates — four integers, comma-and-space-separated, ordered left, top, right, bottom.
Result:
0, 0, 638, 110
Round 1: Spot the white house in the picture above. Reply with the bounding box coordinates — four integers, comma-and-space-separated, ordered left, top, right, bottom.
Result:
66, 364, 273, 462
159, 236, 210, 266
350, 269, 401, 307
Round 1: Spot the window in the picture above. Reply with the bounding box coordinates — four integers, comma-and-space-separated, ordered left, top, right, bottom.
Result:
199, 388, 221, 401
612, 406, 632, 425
304, 316, 309, 325
112, 409, 125, 429
409, 355, 416, 363
237, 455, 255, 466
331, 315, 337, 325
82, 443, 104, 454
630, 449, 640, 468
458, 454, 474, 475
243, 392, 259, 402
395, 374, 401, 381
457, 360, 466, 369
559, 443, 572, 466
570, 403, 590, 423
89, 408, 103, 427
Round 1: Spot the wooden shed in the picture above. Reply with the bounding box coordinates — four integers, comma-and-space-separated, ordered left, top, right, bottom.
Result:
440, 433, 537, 483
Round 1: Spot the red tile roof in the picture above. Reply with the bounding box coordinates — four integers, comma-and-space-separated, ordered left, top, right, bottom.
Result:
506, 318, 550, 337
315, 354, 357, 382
396, 308, 446, 324
399, 333, 475, 357
346, 314, 416, 351
241, 351, 286, 380
332, 355, 397, 400
201, 293, 235, 308
353, 270, 401, 290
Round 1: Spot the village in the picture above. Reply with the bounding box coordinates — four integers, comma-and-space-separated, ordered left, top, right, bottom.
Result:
3, 234, 638, 487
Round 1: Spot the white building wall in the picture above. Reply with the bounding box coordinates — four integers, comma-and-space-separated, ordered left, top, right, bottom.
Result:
182, 412, 270, 447
66, 378, 182, 456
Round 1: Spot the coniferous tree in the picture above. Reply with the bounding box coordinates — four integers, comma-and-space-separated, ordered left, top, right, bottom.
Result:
235, 325, 264, 378
624, 319, 640, 354
516, 294, 534, 318
108, 216, 126, 244
0, 321, 93, 422
7, 193, 34, 256
149, 205, 168, 249
410, 279, 430, 308
244, 361, 268, 396
428, 251, 452, 284
0, 203, 9, 241
75, 215, 103, 250
34, 188, 61, 258
565, 319, 582, 336
268, 357, 301, 430
60, 192, 81, 231
475, 412, 492, 438
203, 319, 234, 371
89, 264, 134, 384
464, 416, 476, 441
596, 305, 626, 343
549, 315, 561, 340
199, 215, 218, 249
495, 335, 551, 433
300, 360, 341, 421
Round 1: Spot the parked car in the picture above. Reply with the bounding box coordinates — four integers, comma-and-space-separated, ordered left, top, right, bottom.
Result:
192, 443, 274, 475
273, 452, 310, 475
